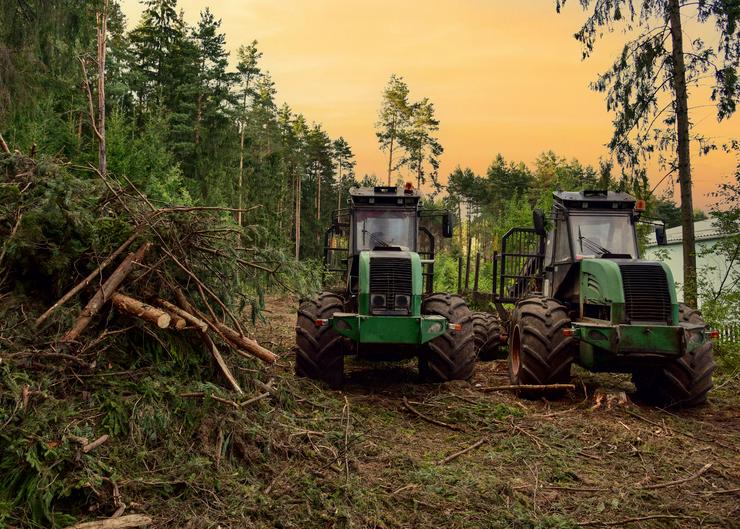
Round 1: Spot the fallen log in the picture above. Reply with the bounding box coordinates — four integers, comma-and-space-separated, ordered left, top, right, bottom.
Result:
172, 287, 275, 364
156, 298, 207, 332
111, 293, 171, 329
478, 384, 575, 392
60, 243, 151, 344
36, 229, 142, 327
210, 320, 276, 364
62, 514, 152, 529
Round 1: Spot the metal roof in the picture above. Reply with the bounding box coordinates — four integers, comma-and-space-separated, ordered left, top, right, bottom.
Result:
646, 218, 734, 246
349, 185, 421, 199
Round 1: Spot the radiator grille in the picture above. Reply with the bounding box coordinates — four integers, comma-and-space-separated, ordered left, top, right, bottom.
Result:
370, 257, 412, 311
619, 263, 672, 323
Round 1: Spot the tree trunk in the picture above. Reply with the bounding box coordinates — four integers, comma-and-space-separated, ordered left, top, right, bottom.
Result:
237, 75, 251, 227
416, 148, 423, 189
669, 0, 697, 307
295, 168, 301, 259
387, 115, 396, 186
96, 2, 108, 177
337, 157, 343, 210
238, 124, 245, 226
316, 162, 321, 222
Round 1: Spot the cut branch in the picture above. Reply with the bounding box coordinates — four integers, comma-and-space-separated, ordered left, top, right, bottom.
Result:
638, 462, 712, 490
437, 438, 486, 465
62, 514, 153, 529
479, 384, 575, 392
201, 332, 243, 395
402, 396, 461, 431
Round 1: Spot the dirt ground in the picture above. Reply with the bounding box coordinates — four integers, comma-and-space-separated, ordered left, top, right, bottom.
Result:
246, 295, 740, 529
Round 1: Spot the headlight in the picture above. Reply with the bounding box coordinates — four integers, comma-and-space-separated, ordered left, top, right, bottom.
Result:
395, 294, 410, 309
371, 294, 386, 308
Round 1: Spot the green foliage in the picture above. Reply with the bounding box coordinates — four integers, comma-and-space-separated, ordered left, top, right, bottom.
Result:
697, 163, 740, 370
0, 0, 358, 262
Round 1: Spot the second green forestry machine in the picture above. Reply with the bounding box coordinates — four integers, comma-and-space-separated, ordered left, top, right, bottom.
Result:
492, 190, 716, 407
295, 183, 479, 388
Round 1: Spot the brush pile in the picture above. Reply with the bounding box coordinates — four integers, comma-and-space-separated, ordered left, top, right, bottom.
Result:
0, 148, 279, 393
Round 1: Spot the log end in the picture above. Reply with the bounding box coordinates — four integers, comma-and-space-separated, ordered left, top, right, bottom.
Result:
157, 313, 171, 329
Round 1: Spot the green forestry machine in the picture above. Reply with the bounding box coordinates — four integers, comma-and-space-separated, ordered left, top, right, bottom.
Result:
295, 183, 476, 388
492, 190, 716, 407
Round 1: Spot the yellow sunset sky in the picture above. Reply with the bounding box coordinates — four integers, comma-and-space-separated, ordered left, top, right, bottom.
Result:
120, 0, 738, 209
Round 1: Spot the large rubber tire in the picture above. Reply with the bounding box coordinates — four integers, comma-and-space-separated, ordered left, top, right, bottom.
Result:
632, 304, 715, 408
419, 294, 475, 382
508, 296, 575, 397
295, 292, 345, 389
472, 312, 504, 361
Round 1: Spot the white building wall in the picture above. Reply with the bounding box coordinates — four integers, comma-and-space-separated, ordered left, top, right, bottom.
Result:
644, 238, 730, 308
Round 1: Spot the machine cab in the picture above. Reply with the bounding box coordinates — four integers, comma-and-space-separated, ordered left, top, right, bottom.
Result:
544, 190, 641, 300
349, 186, 420, 253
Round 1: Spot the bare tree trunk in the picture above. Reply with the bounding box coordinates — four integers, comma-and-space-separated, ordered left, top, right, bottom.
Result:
238, 124, 245, 226
416, 148, 422, 189
237, 76, 251, 227
316, 162, 321, 222
96, 1, 108, 177
669, 0, 697, 307
337, 157, 343, 210
295, 168, 301, 259
386, 115, 395, 186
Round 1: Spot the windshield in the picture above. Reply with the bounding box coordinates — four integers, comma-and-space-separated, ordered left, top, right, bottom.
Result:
569, 213, 638, 258
354, 209, 416, 252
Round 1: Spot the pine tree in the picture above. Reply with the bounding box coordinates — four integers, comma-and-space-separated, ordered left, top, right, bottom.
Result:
376, 74, 411, 185
333, 137, 356, 210
401, 98, 443, 190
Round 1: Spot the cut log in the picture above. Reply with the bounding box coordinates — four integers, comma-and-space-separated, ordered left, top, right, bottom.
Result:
172, 287, 275, 364
479, 384, 576, 392
111, 293, 171, 329
62, 514, 152, 529
156, 298, 207, 332
36, 229, 142, 327
60, 243, 151, 344
211, 321, 276, 364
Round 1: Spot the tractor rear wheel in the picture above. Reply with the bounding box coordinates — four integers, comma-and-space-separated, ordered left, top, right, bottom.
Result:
472, 312, 504, 360
419, 294, 475, 382
631, 304, 715, 407
508, 296, 575, 397
295, 292, 345, 388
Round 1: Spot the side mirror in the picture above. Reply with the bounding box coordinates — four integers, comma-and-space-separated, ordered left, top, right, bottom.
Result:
533, 209, 546, 236
442, 212, 454, 238
655, 224, 667, 246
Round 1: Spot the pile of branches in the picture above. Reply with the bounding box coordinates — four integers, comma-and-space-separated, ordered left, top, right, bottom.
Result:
0, 143, 279, 393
